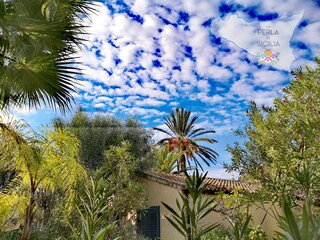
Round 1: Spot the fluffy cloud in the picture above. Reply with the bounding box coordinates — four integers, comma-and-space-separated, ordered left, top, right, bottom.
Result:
68, 0, 320, 172
79, 1, 318, 118
206, 168, 239, 180
253, 70, 287, 87
136, 98, 167, 107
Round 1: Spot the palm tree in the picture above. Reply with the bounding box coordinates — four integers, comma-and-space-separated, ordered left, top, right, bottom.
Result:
154, 108, 218, 172
0, 0, 94, 111
0, 117, 87, 240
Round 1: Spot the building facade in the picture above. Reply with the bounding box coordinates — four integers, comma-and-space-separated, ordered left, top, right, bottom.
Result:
137, 171, 279, 240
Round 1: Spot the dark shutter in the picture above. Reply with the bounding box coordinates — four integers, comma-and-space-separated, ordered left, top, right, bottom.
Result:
138, 206, 160, 239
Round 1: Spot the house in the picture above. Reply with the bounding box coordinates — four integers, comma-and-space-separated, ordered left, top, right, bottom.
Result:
137, 171, 278, 240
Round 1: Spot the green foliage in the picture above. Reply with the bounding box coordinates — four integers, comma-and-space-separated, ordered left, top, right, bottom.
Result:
0, 230, 21, 240
72, 178, 117, 240
29, 188, 78, 240
213, 182, 267, 240
155, 145, 184, 173
202, 214, 266, 240
162, 170, 219, 240
0, 0, 95, 110
0, 117, 86, 239
97, 141, 147, 238
225, 58, 320, 202
247, 226, 268, 240
275, 164, 320, 239
154, 108, 218, 171
201, 225, 231, 240
276, 198, 320, 240
56, 110, 154, 171
225, 59, 320, 239
228, 215, 251, 240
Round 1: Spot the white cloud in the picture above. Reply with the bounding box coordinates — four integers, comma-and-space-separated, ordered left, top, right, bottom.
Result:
206, 168, 239, 180
253, 70, 287, 87
197, 80, 211, 92
151, 123, 169, 142
136, 98, 166, 107
259, 0, 317, 21
196, 93, 225, 105
79, 80, 93, 92
115, 96, 140, 107
230, 78, 255, 97
169, 101, 179, 106
229, 77, 279, 106
132, 0, 150, 14
12, 106, 37, 115
93, 96, 114, 103
123, 107, 165, 118
293, 21, 320, 46
214, 124, 237, 136
93, 103, 106, 109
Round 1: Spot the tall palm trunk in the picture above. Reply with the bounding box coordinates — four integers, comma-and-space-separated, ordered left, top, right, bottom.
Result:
179, 154, 186, 172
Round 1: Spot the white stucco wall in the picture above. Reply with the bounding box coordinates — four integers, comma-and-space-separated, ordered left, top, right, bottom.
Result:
138, 176, 280, 240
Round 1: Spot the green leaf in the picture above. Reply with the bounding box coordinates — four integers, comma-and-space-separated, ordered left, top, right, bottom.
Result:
94, 224, 115, 240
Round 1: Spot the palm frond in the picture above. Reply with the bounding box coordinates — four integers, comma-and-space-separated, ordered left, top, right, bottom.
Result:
188, 127, 206, 137
153, 127, 173, 137
185, 115, 199, 135
0, 0, 95, 111
190, 130, 216, 138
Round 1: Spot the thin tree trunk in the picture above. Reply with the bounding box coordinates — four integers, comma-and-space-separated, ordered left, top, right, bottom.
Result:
21, 180, 36, 240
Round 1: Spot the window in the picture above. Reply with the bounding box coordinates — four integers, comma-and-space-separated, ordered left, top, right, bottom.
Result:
138, 206, 160, 239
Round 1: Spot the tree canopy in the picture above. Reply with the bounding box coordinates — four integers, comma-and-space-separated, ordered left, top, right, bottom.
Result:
55, 110, 155, 171
225, 58, 320, 202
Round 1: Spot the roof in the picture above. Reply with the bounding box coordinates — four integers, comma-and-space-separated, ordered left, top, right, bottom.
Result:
138, 171, 256, 193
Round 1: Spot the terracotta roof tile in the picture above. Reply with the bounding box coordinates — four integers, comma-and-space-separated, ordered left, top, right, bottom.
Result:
139, 171, 256, 193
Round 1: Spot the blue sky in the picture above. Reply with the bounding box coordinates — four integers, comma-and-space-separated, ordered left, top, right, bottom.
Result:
9, 0, 320, 179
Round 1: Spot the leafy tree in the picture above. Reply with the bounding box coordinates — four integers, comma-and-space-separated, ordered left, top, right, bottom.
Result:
0, 118, 86, 240
225, 59, 320, 239
225, 58, 320, 202
56, 110, 154, 171
154, 108, 218, 172
0, 0, 94, 110
162, 170, 218, 240
96, 141, 147, 238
